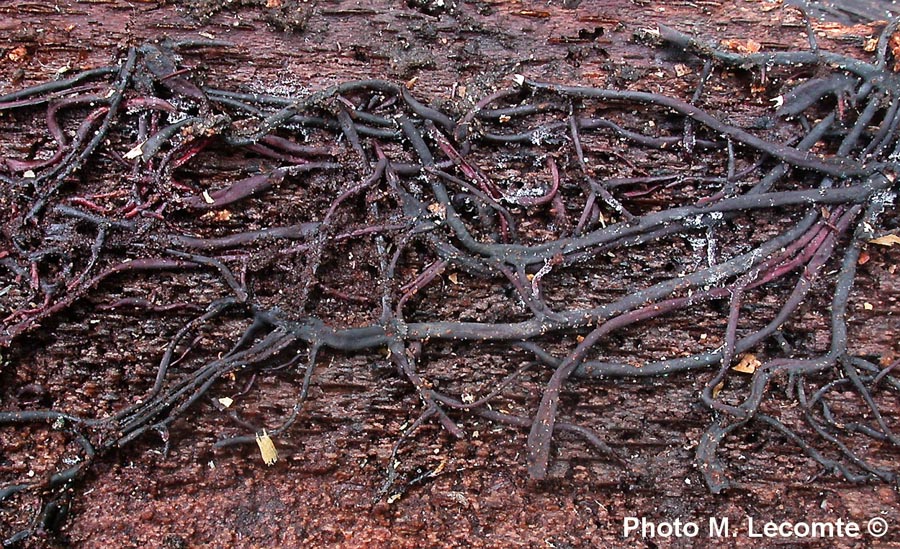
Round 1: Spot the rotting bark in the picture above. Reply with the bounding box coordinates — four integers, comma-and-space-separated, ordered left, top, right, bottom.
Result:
1, 1, 899, 547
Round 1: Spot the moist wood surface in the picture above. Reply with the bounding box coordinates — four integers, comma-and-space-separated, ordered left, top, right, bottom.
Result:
1, 1, 898, 547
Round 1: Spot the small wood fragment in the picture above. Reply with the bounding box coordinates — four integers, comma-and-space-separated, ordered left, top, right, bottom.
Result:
869, 234, 900, 247
732, 354, 760, 374
256, 430, 278, 466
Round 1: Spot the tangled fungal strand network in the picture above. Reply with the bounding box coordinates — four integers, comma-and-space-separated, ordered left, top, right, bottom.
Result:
0, 22, 899, 544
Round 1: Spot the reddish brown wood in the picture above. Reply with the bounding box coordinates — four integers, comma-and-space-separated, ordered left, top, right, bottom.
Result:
0, 1, 898, 547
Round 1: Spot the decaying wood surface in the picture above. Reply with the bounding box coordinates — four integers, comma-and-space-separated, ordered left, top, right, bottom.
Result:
1, 1, 898, 547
